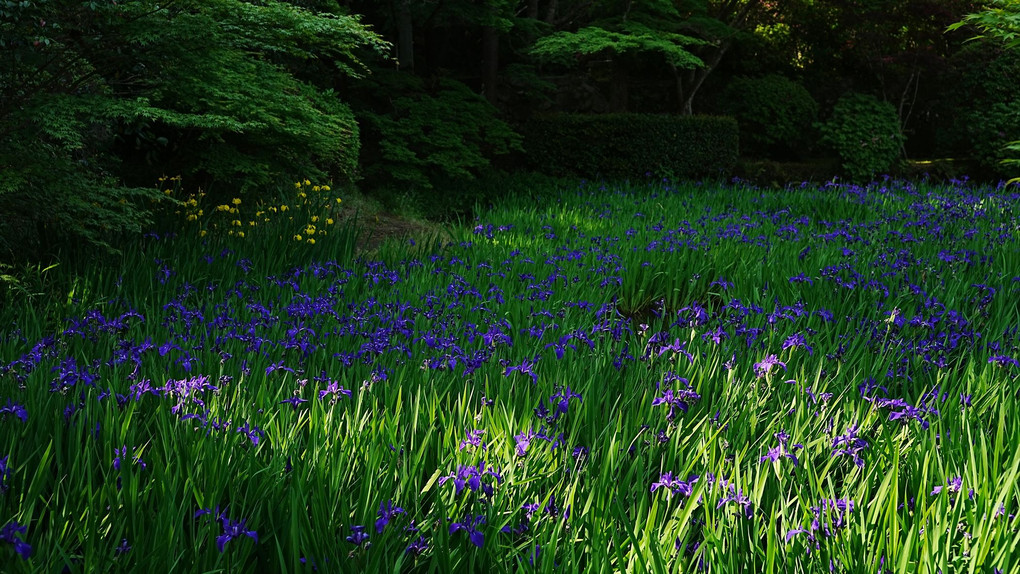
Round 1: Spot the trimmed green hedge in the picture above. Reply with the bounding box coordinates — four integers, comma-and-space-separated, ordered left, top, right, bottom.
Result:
520, 114, 738, 180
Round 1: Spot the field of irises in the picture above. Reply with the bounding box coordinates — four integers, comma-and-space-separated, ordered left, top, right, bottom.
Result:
2, 177, 1020, 573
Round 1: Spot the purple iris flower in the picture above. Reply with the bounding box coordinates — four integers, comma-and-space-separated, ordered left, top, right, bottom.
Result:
544, 336, 576, 359
346, 525, 370, 547
831, 425, 868, 468
702, 325, 728, 345
279, 396, 308, 410
438, 462, 503, 497
318, 381, 352, 401
112, 446, 147, 471
449, 515, 485, 548
650, 472, 700, 498
405, 536, 429, 556
785, 528, 809, 542
989, 354, 1020, 368
651, 387, 701, 422
195, 508, 258, 553
930, 476, 963, 496
676, 302, 710, 327
760, 430, 802, 465
655, 338, 695, 362
114, 538, 131, 555
216, 516, 258, 552
514, 430, 537, 457
460, 429, 486, 451
753, 354, 787, 377
265, 361, 296, 375
0, 400, 27, 423
717, 486, 754, 519
711, 277, 733, 290
375, 501, 405, 533
0, 455, 9, 493
504, 357, 540, 383
724, 355, 738, 371
0, 521, 31, 559
760, 446, 786, 465
551, 387, 582, 418
543, 493, 570, 520
786, 498, 855, 545
236, 422, 264, 446
781, 333, 813, 355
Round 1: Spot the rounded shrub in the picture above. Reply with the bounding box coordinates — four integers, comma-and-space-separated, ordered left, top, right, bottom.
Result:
720, 75, 818, 160
819, 93, 904, 181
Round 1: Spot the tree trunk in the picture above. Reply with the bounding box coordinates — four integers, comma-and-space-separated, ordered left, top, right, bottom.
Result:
671, 65, 686, 115
545, 0, 558, 24
679, 41, 731, 115
527, 0, 540, 20
482, 11, 499, 103
897, 67, 920, 159
610, 59, 629, 112
674, 0, 760, 114
396, 0, 414, 71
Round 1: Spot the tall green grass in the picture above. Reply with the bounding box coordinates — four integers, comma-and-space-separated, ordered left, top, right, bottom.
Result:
1, 177, 1019, 572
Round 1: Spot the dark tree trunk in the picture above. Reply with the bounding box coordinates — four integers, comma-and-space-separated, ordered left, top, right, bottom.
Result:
545, 0, 558, 24
675, 1, 760, 114
610, 59, 629, 112
482, 27, 499, 102
678, 40, 730, 115
482, 2, 499, 103
527, 0, 540, 20
396, 0, 414, 71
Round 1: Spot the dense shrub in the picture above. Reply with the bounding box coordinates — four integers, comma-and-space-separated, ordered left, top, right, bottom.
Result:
818, 94, 904, 181
520, 114, 738, 180
353, 71, 523, 192
720, 75, 818, 160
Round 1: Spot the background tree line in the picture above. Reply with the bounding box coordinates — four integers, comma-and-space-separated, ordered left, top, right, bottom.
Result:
1, 0, 1018, 259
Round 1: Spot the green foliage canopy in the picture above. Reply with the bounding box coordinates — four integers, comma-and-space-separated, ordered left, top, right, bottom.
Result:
530, 22, 704, 69
0, 0, 385, 254
528, 0, 707, 112
950, 0, 1020, 181
949, 0, 1020, 49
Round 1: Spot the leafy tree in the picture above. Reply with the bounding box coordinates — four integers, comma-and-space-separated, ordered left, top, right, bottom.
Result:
0, 0, 384, 256
526, 1, 777, 114
950, 0, 1020, 180
939, 43, 1020, 177
529, 0, 705, 112
671, 0, 774, 115
951, 0, 1020, 47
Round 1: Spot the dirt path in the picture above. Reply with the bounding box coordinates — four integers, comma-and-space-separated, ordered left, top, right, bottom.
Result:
334, 192, 453, 255
353, 212, 435, 253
